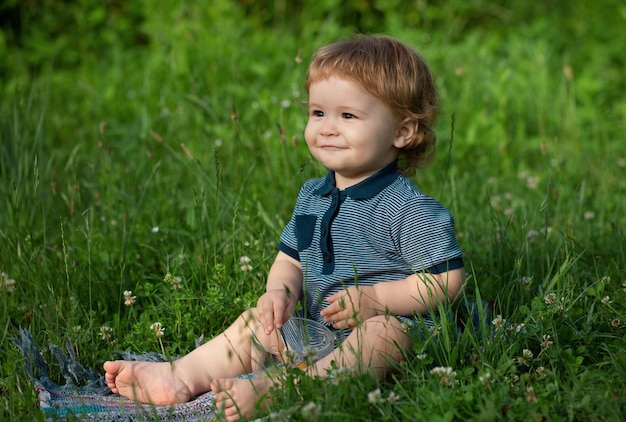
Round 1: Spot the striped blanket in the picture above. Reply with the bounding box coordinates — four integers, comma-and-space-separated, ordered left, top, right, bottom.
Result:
13, 329, 223, 421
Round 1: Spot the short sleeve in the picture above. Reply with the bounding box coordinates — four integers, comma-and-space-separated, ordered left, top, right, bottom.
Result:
279, 208, 300, 261
391, 195, 463, 274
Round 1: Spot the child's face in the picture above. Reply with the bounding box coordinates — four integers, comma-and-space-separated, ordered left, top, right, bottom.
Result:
305, 77, 407, 189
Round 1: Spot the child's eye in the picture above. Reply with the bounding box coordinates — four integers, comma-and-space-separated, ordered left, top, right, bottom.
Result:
311, 110, 324, 117
342, 113, 356, 119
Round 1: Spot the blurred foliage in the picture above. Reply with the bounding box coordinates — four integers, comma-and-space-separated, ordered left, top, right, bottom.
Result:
3, 0, 626, 71
1, 0, 147, 75
2, 0, 625, 125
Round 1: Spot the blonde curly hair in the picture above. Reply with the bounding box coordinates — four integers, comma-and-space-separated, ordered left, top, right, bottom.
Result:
305, 35, 438, 176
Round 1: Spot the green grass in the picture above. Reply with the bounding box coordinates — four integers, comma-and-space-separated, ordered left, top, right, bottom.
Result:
1, 1, 625, 420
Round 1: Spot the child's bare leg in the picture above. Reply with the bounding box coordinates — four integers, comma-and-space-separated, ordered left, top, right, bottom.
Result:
209, 324, 290, 419
104, 309, 269, 405
209, 315, 410, 420
313, 315, 411, 378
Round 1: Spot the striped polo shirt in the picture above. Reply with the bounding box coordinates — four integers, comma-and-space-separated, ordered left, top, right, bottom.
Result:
278, 161, 464, 335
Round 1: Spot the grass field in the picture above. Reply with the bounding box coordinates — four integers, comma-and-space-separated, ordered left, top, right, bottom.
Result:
1, 1, 625, 420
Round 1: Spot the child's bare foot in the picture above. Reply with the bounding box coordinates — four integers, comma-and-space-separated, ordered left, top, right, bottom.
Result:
103, 360, 193, 405
211, 376, 274, 421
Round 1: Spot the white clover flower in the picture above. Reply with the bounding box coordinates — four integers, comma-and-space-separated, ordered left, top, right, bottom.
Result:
430, 366, 457, 386
544, 292, 557, 306
415, 353, 428, 361
171, 276, 183, 290
123, 290, 136, 306
490, 195, 501, 208
100, 326, 113, 341
491, 315, 506, 331
429, 324, 441, 337
611, 319, 621, 328
164, 273, 183, 289
505, 323, 517, 334
518, 348, 534, 366
479, 372, 492, 384
4, 278, 16, 292
151, 226, 159, 233
527, 229, 540, 245
301, 401, 321, 419
150, 322, 165, 338
526, 176, 539, 189
367, 388, 383, 404
526, 386, 538, 403
600, 276, 611, 284
269, 409, 291, 421
386, 391, 399, 404
601, 296, 612, 306
507, 373, 520, 387
520, 276, 532, 286
540, 334, 553, 350
327, 366, 355, 385
239, 256, 252, 271
584, 211, 595, 220
1, 272, 16, 293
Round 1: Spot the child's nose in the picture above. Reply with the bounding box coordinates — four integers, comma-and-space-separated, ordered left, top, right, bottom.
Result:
320, 119, 338, 136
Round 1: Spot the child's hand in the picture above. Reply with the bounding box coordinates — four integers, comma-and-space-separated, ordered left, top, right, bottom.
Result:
256, 288, 294, 335
321, 286, 379, 329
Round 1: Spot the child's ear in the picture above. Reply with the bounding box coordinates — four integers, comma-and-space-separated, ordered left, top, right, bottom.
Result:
393, 119, 419, 149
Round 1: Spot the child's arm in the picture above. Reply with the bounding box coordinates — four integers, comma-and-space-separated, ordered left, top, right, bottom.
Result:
321, 268, 465, 329
256, 251, 303, 334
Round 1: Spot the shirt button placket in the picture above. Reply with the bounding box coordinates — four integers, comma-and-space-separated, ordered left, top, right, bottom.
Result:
320, 188, 341, 273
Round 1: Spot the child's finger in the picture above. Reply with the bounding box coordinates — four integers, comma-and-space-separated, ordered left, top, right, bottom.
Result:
325, 290, 341, 303
319, 301, 337, 317
321, 304, 341, 323
258, 305, 275, 334
272, 302, 287, 329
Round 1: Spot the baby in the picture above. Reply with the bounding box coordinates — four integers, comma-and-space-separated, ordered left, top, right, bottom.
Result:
104, 34, 465, 421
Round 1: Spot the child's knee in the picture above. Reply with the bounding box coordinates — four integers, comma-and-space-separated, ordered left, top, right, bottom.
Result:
363, 315, 408, 341
356, 316, 411, 358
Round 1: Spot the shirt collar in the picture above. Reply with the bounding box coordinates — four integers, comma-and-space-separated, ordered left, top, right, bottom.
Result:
312, 161, 401, 200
